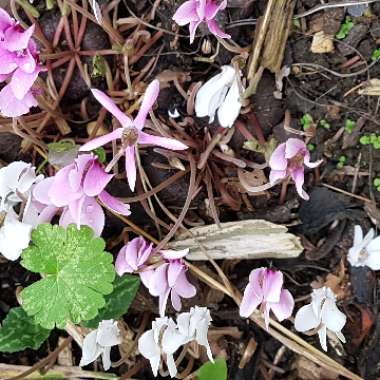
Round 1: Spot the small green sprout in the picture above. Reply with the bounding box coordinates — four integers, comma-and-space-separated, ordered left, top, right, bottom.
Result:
374, 178, 380, 192
307, 143, 316, 151
92, 55, 106, 78
92, 147, 107, 163
319, 119, 331, 130
371, 48, 380, 62
300, 113, 314, 130
344, 119, 355, 134
336, 16, 354, 39
337, 155, 347, 169
359, 134, 380, 149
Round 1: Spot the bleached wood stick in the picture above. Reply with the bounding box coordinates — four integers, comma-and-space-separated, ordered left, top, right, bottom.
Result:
169, 220, 303, 260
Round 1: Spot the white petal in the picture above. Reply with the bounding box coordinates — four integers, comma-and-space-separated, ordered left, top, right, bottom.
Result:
90, 0, 103, 24
318, 325, 328, 351
101, 346, 112, 370
321, 299, 346, 333
353, 225, 364, 246
162, 320, 186, 354
176, 311, 191, 338
97, 320, 122, 347
217, 76, 242, 128
294, 304, 320, 332
166, 353, 178, 378
138, 330, 161, 359
80, 330, 102, 367
336, 331, 346, 344
365, 236, 380, 270
0, 210, 32, 261
195, 65, 235, 121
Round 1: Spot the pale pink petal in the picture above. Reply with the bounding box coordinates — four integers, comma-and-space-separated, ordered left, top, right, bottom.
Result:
150, 264, 169, 297
5, 24, 35, 52
48, 166, 82, 206
138, 131, 188, 150
263, 303, 271, 329
159, 288, 171, 317
134, 80, 160, 130
239, 282, 262, 318
290, 167, 308, 200
269, 289, 294, 322
167, 261, 184, 288
0, 50, 18, 74
196, 0, 207, 19
189, 20, 202, 44
83, 160, 113, 196
61, 196, 105, 236
0, 9, 14, 30
0, 73, 9, 82
172, 0, 198, 25
10, 67, 40, 100
37, 205, 58, 224
284, 138, 306, 159
172, 270, 196, 298
79, 128, 123, 151
124, 237, 141, 271
248, 268, 265, 301
304, 151, 323, 169
138, 240, 153, 266
207, 20, 231, 39
269, 143, 287, 171
14, 48, 37, 73
269, 169, 287, 185
262, 269, 283, 304
115, 245, 133, 275
139, 268, 155, 288
91, 89, 132, 127
0, 84, 37, 117
171, 290, 182, 311
33, 177, 54, 205
205, 0, 227, 19
98, 190, 131, 215
68, 196, 86, 229
125, 146, 137, 191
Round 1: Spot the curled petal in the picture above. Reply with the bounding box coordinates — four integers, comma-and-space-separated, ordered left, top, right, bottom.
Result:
98, 190, 131, 216
205, 0, 227, 19
79, 330, 101, 367
294, 304, 320, 332
207, 20, 231, 39
189, 20, 202, 44
239, 282, 262, 318
290, 167, 308, 200
217, 76, 241, 128
172, 1, 198, 26
5, 24, 35, 52
321, 298, 346, 333
284, 138, 306, 159
269, 143, 287, 171
83, 161, 113, 196
262, 269, 283, 303
269, 289, 294, 322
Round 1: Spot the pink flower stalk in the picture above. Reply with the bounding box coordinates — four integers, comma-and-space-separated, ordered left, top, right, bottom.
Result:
172, 0, 230, 44
115, 236, 153, 276
79, 80, 188, 191
140, 249, 196, 316
32, 153, 131, 236
269, 138, 322, 200
0, 9, 43, 117
239, 267, 294, 329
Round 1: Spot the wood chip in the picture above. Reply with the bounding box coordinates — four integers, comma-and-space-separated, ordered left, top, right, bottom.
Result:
310, 31, 334, 53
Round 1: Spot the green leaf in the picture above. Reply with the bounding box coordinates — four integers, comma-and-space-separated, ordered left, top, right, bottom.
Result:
198, 359, 228, 380
0, 307, 51, 353
83, 275, 140, 328
336, 17, 354, 39
371, 48, 380, 62
20, 224, 115, 329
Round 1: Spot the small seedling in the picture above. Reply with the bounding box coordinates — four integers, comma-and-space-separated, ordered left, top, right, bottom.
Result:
336, 16, 354, 39
337, 155, 347, 169
300, 113, 314, 130
371, 48, 380, 62
92, 147, 106, 163
307, 143, 315, 151
345, 119, 355, 134
360, 134, 380, 149
374, 178, 380, 192
319, 119, 331, 130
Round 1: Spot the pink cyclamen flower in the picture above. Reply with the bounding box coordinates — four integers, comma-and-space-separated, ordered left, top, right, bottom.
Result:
33, 153, 130, 236
141, 249, 196, 316
269, 138, 322, 200
0, 9, 43, 117
115, 236, 153, 276
239, 267, 294, 329
173, 0, 230, 44
79, 80, 188, 191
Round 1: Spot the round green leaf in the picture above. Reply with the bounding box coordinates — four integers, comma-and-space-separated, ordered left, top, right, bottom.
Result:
20, 224, 115, 329
0, 307, 51, 353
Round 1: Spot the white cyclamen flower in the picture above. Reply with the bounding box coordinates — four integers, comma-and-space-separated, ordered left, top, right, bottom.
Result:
294, 287, 346, 351
0, 208, 33, 261
195, 65, 243, 128
176, 306, 213, 362
90, 0, 103, 24
80, 320, 122, 370
0, 161, 42, 210
348, 225, 380, 270
138, 317, 185, 378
